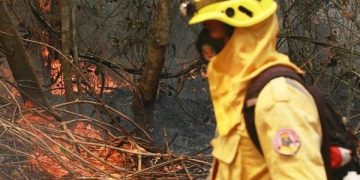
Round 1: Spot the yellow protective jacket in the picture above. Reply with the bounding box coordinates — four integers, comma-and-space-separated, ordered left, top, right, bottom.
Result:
207, 15, 327, 179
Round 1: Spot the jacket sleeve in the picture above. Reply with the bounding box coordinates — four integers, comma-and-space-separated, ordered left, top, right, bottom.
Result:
254, 77, 327, 179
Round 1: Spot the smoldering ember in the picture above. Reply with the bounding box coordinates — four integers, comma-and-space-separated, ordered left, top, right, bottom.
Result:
0, 0, 359, 179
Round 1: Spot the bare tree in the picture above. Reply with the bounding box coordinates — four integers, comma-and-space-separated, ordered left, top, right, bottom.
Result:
132, 0, 172, 138
0, 1, 48, 108
137, 0, 172, 106
60, 0, 76, 112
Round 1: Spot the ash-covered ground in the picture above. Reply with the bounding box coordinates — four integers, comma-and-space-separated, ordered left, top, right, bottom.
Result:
107, 80, 216, 154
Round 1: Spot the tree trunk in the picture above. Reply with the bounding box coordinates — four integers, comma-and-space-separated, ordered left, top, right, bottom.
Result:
133, 0, 171, 139
137, 0, 171, 105
71, 1, 83, 113
60, 0, 76, 111
0, 1, 48, 108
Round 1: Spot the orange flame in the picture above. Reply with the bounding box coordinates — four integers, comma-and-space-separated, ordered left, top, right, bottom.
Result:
38, 0, 51, 13
49, 61, 118, 95
41, 46, 49, 58
50, 59, 65, 95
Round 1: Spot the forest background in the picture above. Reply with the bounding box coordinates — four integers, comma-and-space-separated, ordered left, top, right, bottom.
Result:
0, 0, 359, 179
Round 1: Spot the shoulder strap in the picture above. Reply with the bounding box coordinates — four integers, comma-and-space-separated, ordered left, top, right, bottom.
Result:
243, 66, 334, 179
243, 65, 304, 154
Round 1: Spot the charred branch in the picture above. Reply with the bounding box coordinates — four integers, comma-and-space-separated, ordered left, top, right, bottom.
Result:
78, 52, 202, 79
27, 1, 60, 38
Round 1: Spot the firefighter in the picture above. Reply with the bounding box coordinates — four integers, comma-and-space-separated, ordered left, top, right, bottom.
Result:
180, 0, 327, 179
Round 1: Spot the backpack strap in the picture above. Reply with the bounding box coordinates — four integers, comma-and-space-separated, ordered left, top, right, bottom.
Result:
243, 66, 333, 179
243, 65, 304, 154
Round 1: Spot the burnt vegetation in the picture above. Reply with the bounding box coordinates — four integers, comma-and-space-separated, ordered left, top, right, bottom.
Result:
0, 0, 358, 179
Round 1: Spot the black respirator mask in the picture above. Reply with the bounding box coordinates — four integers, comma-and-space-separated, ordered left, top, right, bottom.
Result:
196, 25, 234, 64
179, 1, 234, 63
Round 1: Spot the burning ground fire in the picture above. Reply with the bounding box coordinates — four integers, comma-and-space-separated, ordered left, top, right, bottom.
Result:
16, 114, 145, 178
47, 55, 118, 96
0, 109, 211, 179
0, 1, 213, 178
0, 57, 209, 178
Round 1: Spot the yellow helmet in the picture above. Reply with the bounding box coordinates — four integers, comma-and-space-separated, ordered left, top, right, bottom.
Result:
180, 0, 277, 27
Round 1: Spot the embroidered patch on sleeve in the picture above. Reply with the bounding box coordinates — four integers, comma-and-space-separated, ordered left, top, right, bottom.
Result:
273, 129, 301, 156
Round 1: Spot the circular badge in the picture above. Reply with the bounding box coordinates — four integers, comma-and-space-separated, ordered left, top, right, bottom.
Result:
273, 129, 301, 156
